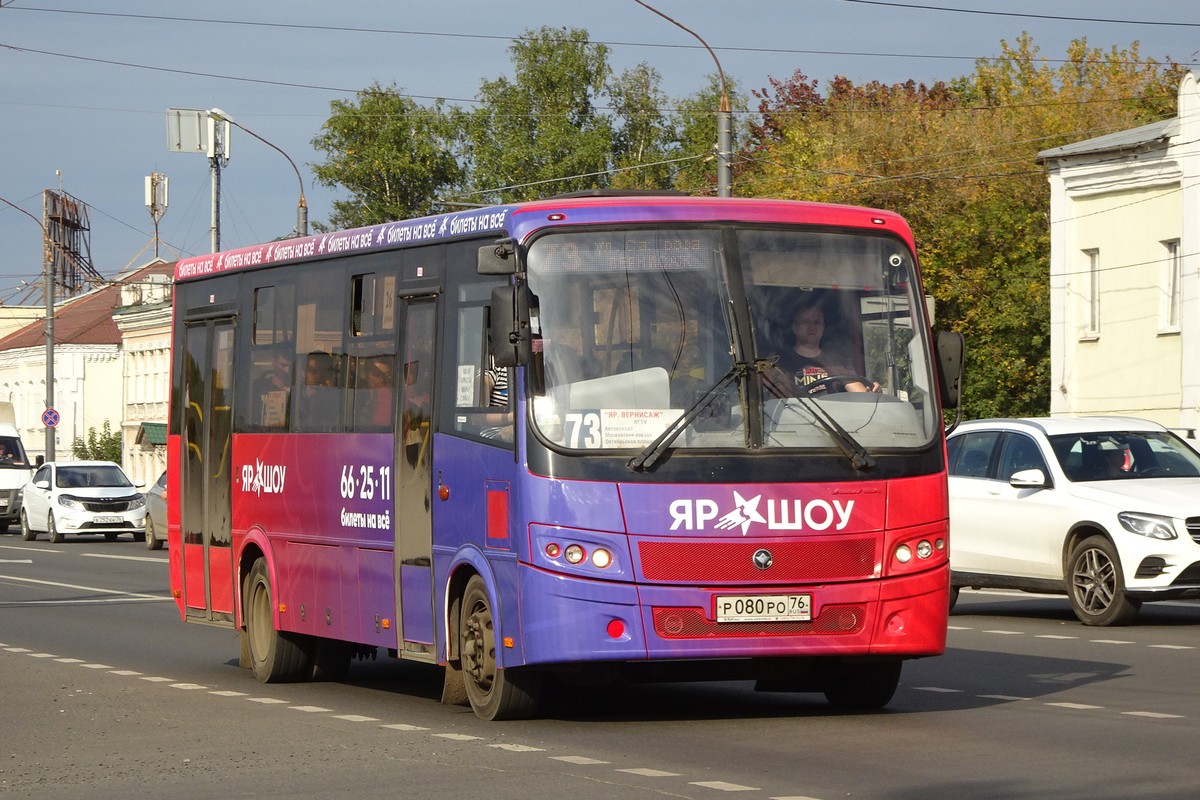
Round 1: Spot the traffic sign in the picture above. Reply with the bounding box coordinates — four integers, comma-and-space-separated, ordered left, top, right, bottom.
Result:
41, 408, 60, 428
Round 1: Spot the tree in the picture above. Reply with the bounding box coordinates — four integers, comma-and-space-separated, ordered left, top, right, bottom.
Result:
608, 63, 677, 190
72, 420, 122, 463
464, 26, 616, 203
310, 83, 465, 229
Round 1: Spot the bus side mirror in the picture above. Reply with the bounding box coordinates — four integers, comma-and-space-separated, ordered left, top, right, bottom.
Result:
489, 285, 531, 368
935, 330, 964, 409
478, 238, 517, 275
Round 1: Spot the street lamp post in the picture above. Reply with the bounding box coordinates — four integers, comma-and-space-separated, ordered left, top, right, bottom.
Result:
209, 108, 308, 238
635, 0, 733, 197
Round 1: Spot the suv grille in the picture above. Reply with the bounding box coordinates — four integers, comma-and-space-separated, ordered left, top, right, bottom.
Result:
1187, 517, 1200, 545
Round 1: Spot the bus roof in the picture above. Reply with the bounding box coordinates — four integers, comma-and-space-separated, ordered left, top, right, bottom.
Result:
173, 195, 913, 283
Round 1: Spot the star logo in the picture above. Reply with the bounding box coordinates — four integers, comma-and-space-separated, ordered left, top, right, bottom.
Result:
714, 491, 766, 535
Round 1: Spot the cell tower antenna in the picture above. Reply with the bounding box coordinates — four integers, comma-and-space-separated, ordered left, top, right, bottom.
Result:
145, 172, 169, 260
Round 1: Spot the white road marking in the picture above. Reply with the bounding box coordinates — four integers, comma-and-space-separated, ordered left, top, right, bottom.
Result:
979, 694, 1028, 701
109, 670, 142, 676
915, 686, 963, 693
0, 559, 32, 564
140, 676, 174, 683
209, 690, 248, 697
81, 553, 169, 564
1150, 644, 1193, 650
689, 780, 759, 791
618, 768, 680, 777
1122, 711, 1184, 719
1035, 635, 1077, 640
1046, 702, 1104, 710
1090, 639, 1134, 645
248, 697, 289, 705
29, 652, 57, 658
983, 630, 1023, 635
490, 743, 545, 752
290, 705, 333, 713
381, 723, 428, 731
432, 733, 480, 741
552, 756, 610, 765
171, 683, 208, 690
0, 573, 165, 600
333, 714, 379, 722
79, 663, 113, 669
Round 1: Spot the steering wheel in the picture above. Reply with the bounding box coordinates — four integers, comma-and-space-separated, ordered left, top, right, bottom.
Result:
801, 374, 875, 396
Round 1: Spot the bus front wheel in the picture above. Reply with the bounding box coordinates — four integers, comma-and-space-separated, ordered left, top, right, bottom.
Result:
244, 558, 310, 683
459, 575, 542, 721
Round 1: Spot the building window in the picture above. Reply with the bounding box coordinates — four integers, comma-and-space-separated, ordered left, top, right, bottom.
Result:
1161, 239, 1181, 333
1083, 248, 1100, 338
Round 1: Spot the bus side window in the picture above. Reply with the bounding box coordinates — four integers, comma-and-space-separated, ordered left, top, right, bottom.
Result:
452, 289, 513, 444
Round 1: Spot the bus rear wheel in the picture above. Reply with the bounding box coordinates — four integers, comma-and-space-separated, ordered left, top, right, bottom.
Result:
459, 575, 542, 721
823, 660, 902, 710
244, 557, 310, 683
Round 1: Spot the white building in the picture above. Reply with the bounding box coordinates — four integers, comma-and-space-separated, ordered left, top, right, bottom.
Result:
0, 260, 174, 480
113, 271, 173, 486
1038, 71, 1200, 436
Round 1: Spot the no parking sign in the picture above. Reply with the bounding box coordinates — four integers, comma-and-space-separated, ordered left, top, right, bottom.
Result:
41, 408, 59, 427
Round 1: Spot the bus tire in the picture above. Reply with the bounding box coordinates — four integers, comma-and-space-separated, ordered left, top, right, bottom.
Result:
459, 575, 542, 721
823, 660, 902, 710
244, 557, 309, 683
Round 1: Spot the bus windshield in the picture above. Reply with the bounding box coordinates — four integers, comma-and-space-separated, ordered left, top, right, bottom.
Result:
526, 226, 938, 453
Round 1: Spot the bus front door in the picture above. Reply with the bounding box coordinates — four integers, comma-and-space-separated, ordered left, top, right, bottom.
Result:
179, 314, 237, 626
395, 295, 437, 662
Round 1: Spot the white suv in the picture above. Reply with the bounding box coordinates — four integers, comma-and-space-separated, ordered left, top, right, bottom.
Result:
947, 417, 1200, 626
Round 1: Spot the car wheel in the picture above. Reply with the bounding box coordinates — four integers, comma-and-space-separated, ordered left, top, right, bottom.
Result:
1067, 535, 1140, 626
47, 514, 63, 544
20, 510, 36, 541
145, 518, 163, 551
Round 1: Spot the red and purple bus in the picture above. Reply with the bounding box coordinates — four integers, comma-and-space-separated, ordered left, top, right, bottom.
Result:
167, 193, 964, 720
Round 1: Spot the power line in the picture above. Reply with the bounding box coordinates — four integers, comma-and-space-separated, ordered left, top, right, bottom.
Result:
838, 0, 1200, 28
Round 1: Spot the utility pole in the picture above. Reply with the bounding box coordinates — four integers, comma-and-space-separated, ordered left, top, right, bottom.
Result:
635, 0, 733, 197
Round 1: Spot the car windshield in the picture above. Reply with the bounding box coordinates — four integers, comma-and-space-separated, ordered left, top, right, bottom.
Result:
55, 465, 133, 489
1048, 431, 1200, 481
524, 226, 938, 454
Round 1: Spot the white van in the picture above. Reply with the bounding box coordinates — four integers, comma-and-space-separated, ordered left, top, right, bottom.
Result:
0, 403, 33, 532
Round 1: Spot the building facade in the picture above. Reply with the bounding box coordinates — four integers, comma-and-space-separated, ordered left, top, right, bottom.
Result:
1039, 71, 1200, 435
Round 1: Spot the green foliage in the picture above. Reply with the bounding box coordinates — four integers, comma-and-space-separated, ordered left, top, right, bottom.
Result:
310, 83, 465, 229
71, 420, 122, 463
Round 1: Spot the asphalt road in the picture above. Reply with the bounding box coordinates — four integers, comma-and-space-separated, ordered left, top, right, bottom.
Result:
3, 534, 1199, 799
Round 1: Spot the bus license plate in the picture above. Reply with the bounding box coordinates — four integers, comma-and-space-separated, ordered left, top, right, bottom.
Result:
715, 594, 811, 623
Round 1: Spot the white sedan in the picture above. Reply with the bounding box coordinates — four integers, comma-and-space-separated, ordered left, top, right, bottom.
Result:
948, 416, 1200, 626
20, 460, 146, 544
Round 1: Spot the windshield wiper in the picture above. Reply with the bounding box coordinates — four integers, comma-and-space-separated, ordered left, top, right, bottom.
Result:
626, 361, 749, 472
761, 361, 876, 471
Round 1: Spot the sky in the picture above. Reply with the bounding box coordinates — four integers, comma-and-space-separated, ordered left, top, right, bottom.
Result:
2, 0, 1199, 303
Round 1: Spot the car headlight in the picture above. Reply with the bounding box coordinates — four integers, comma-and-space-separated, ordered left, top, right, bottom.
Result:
57, 496, 85, 511
128, 495, 146, 510
1118, 511, 1177, 540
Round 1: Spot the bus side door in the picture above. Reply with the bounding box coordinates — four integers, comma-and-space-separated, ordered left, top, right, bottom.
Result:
179, 311, 238, 625
395, 294, 438, 661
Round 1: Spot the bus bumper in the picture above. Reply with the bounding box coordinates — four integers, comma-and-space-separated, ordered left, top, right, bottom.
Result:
513, 563, 947, 667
